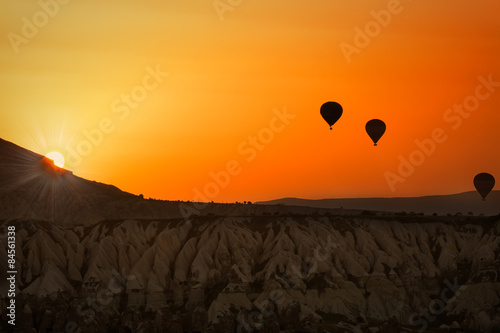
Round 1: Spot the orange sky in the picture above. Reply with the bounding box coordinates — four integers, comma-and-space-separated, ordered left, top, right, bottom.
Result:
1, 0, 499, 202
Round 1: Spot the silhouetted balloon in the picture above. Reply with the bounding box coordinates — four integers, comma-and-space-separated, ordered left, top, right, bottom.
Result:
473, 173, 495, 201
365, 119, 386, 146
320, 102, 343, 130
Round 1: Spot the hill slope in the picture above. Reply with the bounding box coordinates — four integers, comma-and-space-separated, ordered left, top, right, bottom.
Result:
0, 138, 170, 225
258, 191, 500, 216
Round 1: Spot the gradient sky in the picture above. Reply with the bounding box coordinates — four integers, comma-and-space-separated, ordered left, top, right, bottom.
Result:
1, 0, 499, 202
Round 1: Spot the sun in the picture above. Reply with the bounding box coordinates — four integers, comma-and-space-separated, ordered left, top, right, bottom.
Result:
46, 151, 65, 168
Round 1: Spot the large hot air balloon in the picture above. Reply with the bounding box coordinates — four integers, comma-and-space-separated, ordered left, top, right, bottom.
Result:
320, 102, 343, 130
365, 119, 386, 146
473, 172, 495, 201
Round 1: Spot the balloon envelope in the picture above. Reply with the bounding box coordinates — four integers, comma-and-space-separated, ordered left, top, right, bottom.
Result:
320, 102, 343, 130
473, 173, 495, 200
365, 119, 386, 146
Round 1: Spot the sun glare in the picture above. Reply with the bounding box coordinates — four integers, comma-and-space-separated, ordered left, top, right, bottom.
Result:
46, 151, 65, 168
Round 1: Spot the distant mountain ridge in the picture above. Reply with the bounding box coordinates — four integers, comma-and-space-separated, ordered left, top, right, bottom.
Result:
257, 191, 500, 216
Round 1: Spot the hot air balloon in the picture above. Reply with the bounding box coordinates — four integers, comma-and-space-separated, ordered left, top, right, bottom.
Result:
320, 102, 343, 130
365, 119, 386, 146
473, 172, 495, 201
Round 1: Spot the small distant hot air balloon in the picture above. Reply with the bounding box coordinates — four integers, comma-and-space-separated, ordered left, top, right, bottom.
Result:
473, 173, 495, 201
365, 119, 386, 146
320, 102, 343, 130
